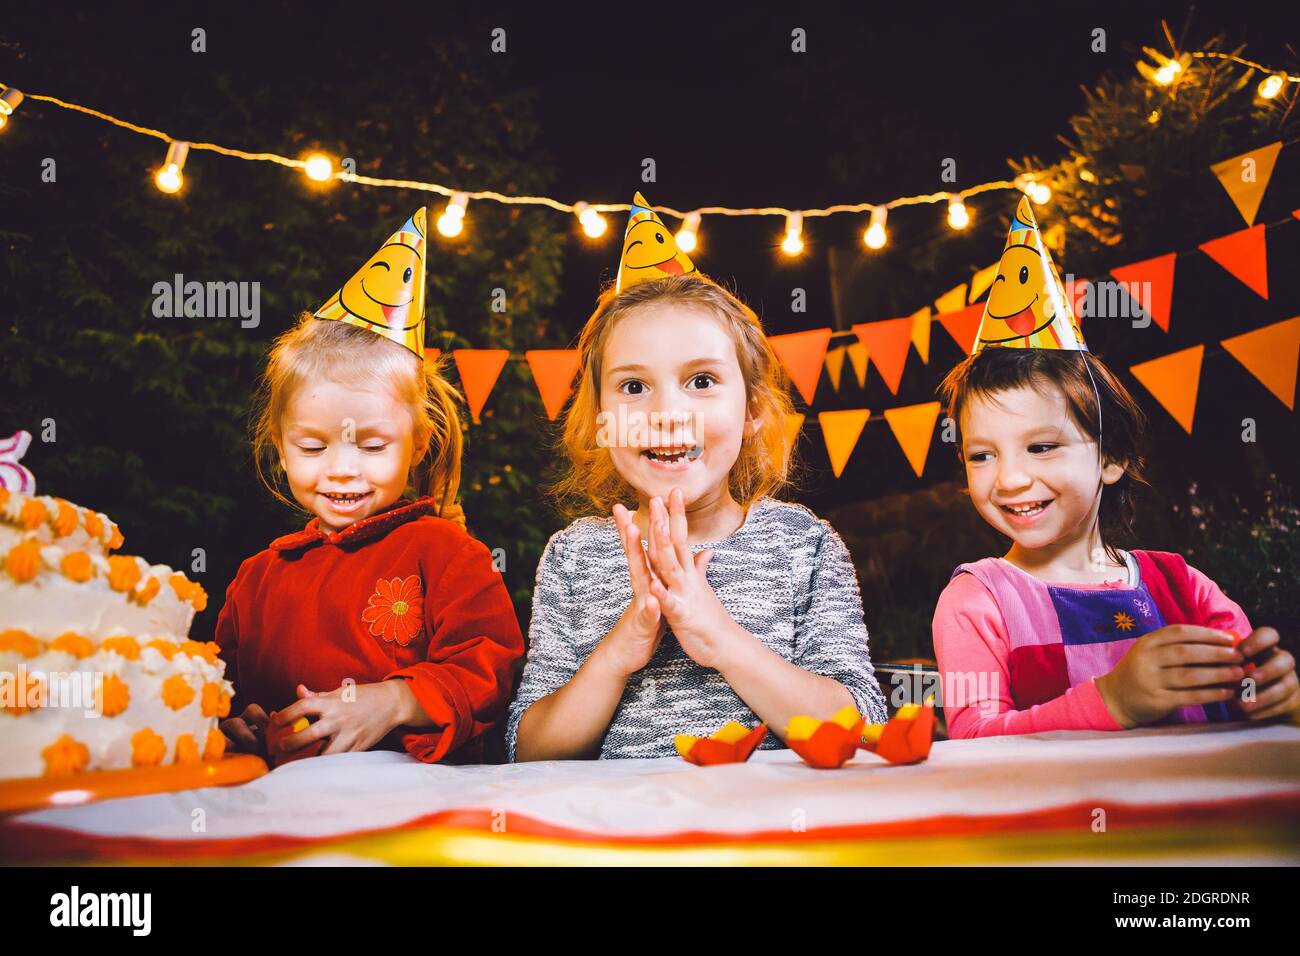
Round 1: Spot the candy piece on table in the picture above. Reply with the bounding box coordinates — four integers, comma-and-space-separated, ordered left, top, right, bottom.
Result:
675, 721, 768, 766
859, 701, 936, 765
785, 705, 864, 769
265, 712, 326, 766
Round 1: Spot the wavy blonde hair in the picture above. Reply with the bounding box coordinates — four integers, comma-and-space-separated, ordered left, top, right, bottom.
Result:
552, 273, 798, 517
251, 315, 466, 526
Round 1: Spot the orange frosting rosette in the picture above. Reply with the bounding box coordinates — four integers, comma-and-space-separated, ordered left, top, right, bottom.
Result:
785, 705, 865, 769
675, 721, 769, 766
859, 702, 937, 765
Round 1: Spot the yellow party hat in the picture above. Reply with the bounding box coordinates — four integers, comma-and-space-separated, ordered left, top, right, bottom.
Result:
972, 196, 1086, 353
615, 191, 697, 292
314, 208, 427, 359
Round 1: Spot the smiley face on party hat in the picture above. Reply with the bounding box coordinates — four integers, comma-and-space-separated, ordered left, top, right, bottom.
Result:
615, 191, 697, 292
973, 196, 1085, 353
314, 208, 428, 359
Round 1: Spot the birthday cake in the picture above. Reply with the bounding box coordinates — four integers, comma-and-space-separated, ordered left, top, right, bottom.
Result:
0, 431, 232, 779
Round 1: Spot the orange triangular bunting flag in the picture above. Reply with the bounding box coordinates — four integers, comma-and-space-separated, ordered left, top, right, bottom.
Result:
883, 402, 942, 477
818, 409, 871, 478
851, 318, 912, 395
1221, 315, 1300, 410
936, 303, 985, 356
1111, 253, 1177, 332
1200, 225, 1268, 300
1130, 345, 1204, 433
784, 412, 806, 454
453, 349, 510, 424
825, 346, 847, 392
1211, 142, 1282, 227
770, 329, 832, 406
524, 349, 580, 420
909, 307, 932, 364
847, 342, 868, 387
934, 284, 967, 315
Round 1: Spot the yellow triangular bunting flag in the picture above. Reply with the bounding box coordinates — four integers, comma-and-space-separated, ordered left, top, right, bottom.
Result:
934, 284, 968, 315
818, 409, 871, 478
1211, 142, 1283, 228
825, 346, 847, 392
1221, 315, 1300, 410
1130, 346, 1205, 434
784, 412, 806, 455
969, 262, 1000, 303
883, 402, 942, 477
909, 306, 932, 364
847, 341, 869, 387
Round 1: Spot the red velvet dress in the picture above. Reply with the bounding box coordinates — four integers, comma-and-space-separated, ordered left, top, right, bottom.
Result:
214, 498, 523, 763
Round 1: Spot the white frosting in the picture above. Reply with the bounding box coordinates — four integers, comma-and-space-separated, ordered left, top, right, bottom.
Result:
0, 646, 232, 779
0, 492, 227, 779
0, 542, 196, 641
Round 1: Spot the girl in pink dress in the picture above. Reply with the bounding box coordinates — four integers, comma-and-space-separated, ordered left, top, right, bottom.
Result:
931, 348, 1298, 738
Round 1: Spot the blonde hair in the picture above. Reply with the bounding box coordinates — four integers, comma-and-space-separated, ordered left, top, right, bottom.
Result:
251, 315, 466, 526
552, 273, 798, 517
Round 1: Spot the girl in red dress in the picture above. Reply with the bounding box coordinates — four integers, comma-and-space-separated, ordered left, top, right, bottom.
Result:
216, 210, 522, 764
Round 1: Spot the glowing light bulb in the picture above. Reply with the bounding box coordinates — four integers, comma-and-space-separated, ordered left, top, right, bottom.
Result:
862, 206, 887, 249
154, 141, 189, 195
1029, 182, 1051, 204
1259, 73, 1287, 100
304, 153, 334, 182
1153, 59, 1181, 85
437, 192, 468, 237
0, 87, 23, 117
947, 197, 970, 230
675, 212, 700, 253
781, 211, 804, 256
574, 202, 607, 238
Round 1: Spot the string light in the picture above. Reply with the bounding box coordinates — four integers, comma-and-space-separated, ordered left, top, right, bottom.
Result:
947, 197, 970, 230
781, 211, 804, 256
1153, 58, 1182, 85
154, 141, 188, 194
7, 41, 1289, 250
573, 201, 607, 238
863, 206, 887, 249
1258, 73, 1287, 100
303, 152, 334, 182
675, 211, 701, 253
0, 87, 23, 132
437, 191, 468, 237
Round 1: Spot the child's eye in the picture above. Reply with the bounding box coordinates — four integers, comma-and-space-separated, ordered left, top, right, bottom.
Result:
686, 373, 716, 389
966, 452, 992, 463
361, 443, 388, 453
618, 380, 646, 395
1028, 443, 1059, 454
298, 445, 325, 454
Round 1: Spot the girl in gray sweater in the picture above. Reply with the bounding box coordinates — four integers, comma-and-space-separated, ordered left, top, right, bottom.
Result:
510, 268, 886, 760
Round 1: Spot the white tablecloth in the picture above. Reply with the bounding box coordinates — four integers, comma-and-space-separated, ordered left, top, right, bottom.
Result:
6, 722, 1299, 865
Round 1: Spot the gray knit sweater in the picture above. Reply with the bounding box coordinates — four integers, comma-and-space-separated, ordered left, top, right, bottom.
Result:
507, 498, 887, 760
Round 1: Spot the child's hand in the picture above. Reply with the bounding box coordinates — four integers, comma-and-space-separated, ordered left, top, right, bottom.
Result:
1096, 626, 1243, 728
270, 682, 407, 756
1235, 627, 1300, 721
219, 703, 269, 756
643, 489, 742, 671
600, 503, 667, 677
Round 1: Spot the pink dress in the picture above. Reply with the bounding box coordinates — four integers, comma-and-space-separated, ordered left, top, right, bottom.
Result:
932, 550, 1251, 739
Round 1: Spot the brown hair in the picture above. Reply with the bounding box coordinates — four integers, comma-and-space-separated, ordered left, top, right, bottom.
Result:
937, 348, 1149, 561
551, 273, 798, 517
251, 315, 466, 525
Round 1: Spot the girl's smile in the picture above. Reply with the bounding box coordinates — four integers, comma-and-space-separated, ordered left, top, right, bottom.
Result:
279, 380, 421, 533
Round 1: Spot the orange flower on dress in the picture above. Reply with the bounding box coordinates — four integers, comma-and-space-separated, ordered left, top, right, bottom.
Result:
362, 574, 424, 646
